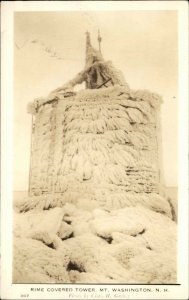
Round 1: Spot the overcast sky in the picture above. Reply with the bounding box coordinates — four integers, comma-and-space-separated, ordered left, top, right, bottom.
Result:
14, 10, 178, 191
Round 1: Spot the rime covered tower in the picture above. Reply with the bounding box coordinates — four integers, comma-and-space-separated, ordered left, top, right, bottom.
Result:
28, 33, 168, 214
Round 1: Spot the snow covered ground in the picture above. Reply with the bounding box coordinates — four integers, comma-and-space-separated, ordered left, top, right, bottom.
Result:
13, 189, 177, 284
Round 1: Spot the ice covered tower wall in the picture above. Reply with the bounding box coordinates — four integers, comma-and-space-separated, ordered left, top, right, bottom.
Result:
28, 34, 166, 214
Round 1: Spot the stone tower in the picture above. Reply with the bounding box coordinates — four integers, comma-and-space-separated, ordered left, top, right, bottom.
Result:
27, 33, 168, 215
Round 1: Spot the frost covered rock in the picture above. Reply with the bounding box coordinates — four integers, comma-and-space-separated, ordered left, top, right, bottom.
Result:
92, 208, 109, 218
13, 237, 69, 283
77, 198, 99, 211
13, 204, 176, 284
30, 231, 63, 250
90, 206, 176, 253
70, 209, 93, 236
57, 221, 73, 240
90, 213, 145, 238
64, 207, 176, 283
128, 250, 176, 283
62, 203, 76, 215
14, 207, 64, 244
62, 234, 131, 283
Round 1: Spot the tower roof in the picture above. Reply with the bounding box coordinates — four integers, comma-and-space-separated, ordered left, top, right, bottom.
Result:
47, 32, 129, 96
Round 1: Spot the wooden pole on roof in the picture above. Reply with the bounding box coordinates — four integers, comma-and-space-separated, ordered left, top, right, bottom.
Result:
98, 29, 102, 53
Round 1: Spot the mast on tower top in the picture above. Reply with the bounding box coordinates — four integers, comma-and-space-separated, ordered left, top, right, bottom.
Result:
98, 29, 102, 53
85, 30, 102, 67
85, 31, 91, 49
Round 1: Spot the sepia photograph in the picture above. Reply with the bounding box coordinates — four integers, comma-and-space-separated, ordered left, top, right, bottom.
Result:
1, 1, 188, 300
